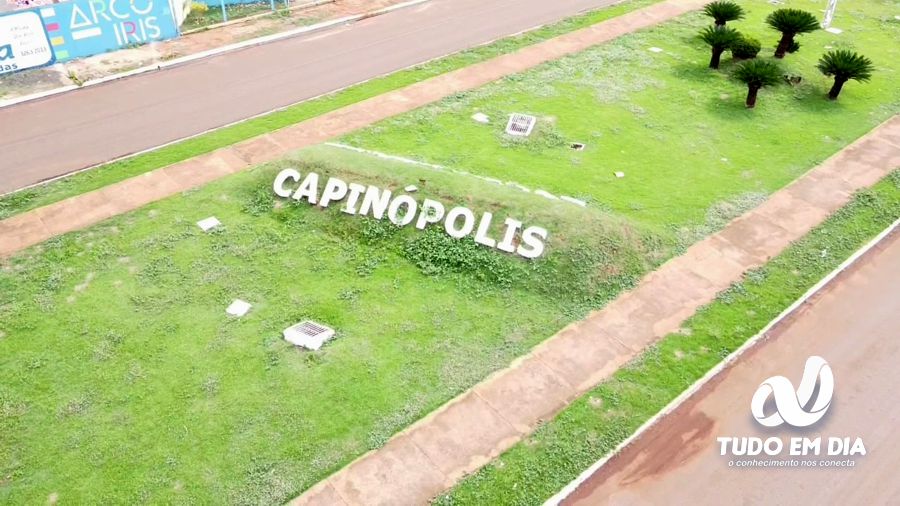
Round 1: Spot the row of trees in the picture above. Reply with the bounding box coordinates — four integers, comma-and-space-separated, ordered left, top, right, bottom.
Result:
699, 1, 875, 108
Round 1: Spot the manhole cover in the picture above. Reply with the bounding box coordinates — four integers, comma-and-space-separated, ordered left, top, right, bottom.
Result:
283, 320, 336, 350
505, 113, 537, 137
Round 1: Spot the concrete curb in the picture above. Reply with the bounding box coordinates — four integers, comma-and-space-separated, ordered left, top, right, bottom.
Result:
324, 142, 588, 207
545, 216, 900, 506
0, 0, 431, 109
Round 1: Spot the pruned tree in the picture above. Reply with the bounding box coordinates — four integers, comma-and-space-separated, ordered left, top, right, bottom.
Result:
700, 26, 741, 69
733, 59, 782, 108
817, 50, 875, 99
703, 1, 745, 27
766, 9, 820, 58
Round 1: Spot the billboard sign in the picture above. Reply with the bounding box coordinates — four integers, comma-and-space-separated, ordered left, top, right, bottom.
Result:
37, 0, 179, 62
0, 10, 55, 74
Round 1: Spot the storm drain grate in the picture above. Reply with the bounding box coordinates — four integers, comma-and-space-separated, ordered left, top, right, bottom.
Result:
283, 320, 336, 350
505, 114, 537, 137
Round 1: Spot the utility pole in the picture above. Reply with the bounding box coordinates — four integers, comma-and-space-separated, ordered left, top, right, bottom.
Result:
823, 0, 838, 28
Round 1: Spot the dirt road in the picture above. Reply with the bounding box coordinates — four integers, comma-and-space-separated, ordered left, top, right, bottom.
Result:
562, 230, 900, 505
0, 0, 622, 194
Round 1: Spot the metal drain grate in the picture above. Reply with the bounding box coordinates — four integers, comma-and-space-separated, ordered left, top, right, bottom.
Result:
283, 320, 336, 350
505, 114, 537, 137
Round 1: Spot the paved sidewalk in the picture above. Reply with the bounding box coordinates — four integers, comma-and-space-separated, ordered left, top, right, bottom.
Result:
288, 116, 899, 505
0, 0, 707, 257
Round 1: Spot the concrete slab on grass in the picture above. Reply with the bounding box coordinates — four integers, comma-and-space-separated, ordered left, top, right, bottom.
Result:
407, 391, 522, 483
331, 436, 446, 506
474, 354, 573, 433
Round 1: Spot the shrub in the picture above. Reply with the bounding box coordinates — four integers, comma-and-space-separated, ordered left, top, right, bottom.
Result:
359, 218, 400, 244
731, 35, 761, 59
242, 185, 274, 216
402, 228, 521, 288
189, 1, 209, 15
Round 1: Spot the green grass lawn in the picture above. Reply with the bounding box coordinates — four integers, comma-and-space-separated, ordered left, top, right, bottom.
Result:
437, 171, 900, 505
343, 0, 900, 234
0, 146, 669, 504
0, 0, 659, 221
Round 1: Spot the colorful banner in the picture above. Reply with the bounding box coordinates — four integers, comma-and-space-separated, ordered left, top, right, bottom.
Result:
0, 9, 54, 74
37, 0, 179, 61
0, 0, 180, 66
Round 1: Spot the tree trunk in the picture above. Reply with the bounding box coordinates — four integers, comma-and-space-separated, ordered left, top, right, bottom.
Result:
746, 85, 760, 108
715, 20, 725, 27
709, 48, 724, 69
774, 33, 793, 59
828, 78, 846, 100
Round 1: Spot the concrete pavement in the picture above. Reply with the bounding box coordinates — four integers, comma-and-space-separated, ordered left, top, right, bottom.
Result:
562, 230, 900, 505
0, 0, 629, 193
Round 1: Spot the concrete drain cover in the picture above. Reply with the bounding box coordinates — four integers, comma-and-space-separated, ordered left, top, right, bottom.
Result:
226, 299, 251, 317
197, 216, 221, 231
505, 113, 536, 137
284, 320, 336, 350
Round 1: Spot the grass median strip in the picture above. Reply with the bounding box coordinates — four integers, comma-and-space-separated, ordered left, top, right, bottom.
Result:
435, 170, 900, 505
344, 0, 900, 232
0, 0, 658, 221
0, 147, 671, 503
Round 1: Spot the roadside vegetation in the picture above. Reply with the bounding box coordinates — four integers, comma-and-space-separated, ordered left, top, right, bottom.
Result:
436, 171, 900, 505
0, 0, 660, 221
0, 146, 671, 503
180, 1, 321, 32
181, 2, 274, 31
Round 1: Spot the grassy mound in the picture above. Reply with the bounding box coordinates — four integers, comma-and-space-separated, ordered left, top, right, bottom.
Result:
0, 146, 663, 504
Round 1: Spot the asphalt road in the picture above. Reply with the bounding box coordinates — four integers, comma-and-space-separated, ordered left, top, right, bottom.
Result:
561, 230, 900, 505
0, 0, 622, 194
